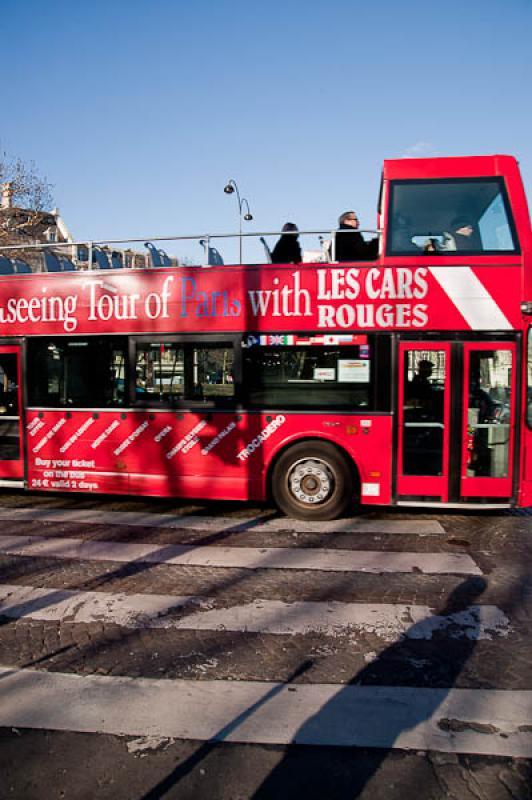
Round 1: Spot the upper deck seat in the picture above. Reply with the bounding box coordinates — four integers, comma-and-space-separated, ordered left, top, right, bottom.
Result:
319, 236, 333, 262
145, 242, 163, 267
199, 240, 224, 266
58, 256, 76, 271
259, 237, 273, 263
0, 256, 15, 274
209, 248, 224, 265
92, 247, 110, 269
111, 251, 123, 269
44, 251, 62, 272
12, 259, 32, 274
158, 249, 172, 266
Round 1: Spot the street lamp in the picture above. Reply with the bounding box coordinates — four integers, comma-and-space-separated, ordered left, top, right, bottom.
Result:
223, 179, 253, 263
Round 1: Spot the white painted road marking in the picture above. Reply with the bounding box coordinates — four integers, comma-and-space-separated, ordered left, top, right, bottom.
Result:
0, 533, 480, 574
0, 584, 509, 640
0, 506, 445, 535
0, 510, 521, 762
0, 666, 530, 757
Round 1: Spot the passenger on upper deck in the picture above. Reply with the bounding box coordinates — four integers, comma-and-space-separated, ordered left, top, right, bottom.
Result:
271, 222, 302, 264
334, 211, 378, 262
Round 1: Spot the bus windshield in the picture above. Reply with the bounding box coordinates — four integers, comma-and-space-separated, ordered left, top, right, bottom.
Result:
387, 178, 518, 256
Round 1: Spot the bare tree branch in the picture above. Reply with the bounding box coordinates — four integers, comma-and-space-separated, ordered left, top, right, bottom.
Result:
0, 145, 54, 211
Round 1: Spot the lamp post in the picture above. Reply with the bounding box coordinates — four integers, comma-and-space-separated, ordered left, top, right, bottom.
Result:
223, 179, 253, 264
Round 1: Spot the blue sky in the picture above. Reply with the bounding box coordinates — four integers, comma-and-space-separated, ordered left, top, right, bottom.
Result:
2, 0, 531, 263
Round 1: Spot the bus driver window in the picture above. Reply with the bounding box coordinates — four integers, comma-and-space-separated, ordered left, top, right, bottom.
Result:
387, 178, 519, 256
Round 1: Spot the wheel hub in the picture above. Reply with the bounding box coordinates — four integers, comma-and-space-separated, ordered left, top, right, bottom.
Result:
288, 458, 334, 505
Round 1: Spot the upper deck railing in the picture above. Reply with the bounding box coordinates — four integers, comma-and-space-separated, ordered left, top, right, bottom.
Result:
0, 228, 382, 273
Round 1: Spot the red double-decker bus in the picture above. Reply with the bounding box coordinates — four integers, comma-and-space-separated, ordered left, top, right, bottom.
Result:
0, 154, 531, 519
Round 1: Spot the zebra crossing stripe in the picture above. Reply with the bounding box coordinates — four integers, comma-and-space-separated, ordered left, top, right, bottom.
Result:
0, 507, 445, 534
0, 666, 530, 757
0, 584, 509, 640
0, 533, 480, 574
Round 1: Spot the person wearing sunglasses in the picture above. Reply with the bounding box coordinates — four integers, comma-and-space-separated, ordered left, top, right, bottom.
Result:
334, 210, 378, 262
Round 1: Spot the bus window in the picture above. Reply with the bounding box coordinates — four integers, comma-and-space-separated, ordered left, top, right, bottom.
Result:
466, 349, 512, 478
134, 341, 234, 404
0, 354, 19, 417
190, 344, 234, 401
387, 178, 519, 256
0, 353, 20, 462
135, 342, 184, 403
403, 350, 446, 476
28, 338, 127, 408
244, 343, 373, 409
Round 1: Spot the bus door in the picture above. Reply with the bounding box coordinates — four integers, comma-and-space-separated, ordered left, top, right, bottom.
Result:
0, 346, 24, 483
460, 342, 516, 499
397, 341, 516, 502
397, 342, 451, 501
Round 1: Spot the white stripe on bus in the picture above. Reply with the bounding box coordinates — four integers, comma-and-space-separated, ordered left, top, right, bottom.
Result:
429, 266, 512, 330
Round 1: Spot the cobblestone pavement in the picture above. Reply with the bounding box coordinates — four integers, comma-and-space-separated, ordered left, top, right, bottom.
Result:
0, 492, 531, 799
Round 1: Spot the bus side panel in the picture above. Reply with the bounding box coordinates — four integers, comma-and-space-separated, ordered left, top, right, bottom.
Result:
26, 410, 130, 494
26, 409, 253, 500
126, 410, 250, 500
25, 409, 393, 505
257, 413, 394, 506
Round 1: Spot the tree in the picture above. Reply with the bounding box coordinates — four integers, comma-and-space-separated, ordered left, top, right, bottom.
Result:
0, 145, 53, 211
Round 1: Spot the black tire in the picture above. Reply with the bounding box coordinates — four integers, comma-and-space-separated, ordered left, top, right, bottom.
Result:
271, 441, 356, 521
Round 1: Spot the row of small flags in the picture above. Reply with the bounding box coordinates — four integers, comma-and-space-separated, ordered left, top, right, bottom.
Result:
244, 334, 368, 347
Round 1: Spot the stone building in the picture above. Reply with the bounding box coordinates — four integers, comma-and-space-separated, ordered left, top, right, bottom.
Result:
1, 181, 173, 271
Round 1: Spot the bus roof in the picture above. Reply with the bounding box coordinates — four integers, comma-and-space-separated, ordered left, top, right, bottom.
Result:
383, 154, 520, 181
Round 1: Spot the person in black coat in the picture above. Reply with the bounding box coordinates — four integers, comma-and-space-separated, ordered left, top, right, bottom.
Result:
335, 210, 378, 262
441, 215, 482, 252
271, 222, 302, 264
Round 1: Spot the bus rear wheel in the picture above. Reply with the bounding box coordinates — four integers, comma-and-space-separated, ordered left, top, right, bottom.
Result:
271, 442, 355, 521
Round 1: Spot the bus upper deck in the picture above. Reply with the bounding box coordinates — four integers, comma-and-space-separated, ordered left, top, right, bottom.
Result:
1, 154, 530, 272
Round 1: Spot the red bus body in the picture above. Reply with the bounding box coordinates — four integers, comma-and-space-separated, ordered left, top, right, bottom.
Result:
0, 154, 531, 517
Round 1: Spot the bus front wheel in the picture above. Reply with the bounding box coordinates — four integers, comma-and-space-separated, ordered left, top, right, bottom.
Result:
271, 442, 355, 521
